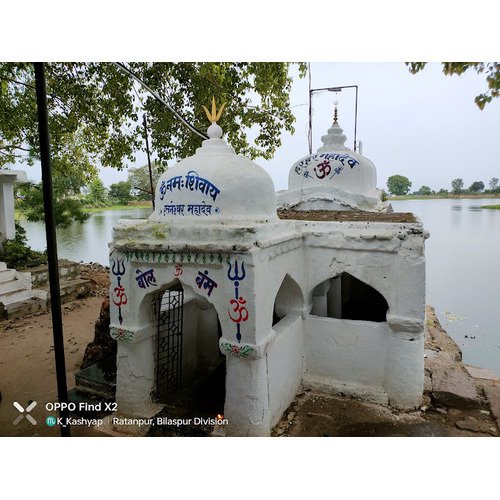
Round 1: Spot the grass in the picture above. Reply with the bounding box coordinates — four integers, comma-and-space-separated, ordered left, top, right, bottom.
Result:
480, 204, 500, 210
388, 194, 500, 200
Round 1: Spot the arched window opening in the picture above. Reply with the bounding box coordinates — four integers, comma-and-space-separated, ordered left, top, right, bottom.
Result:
272, 274, 303, 327
311, 272, 388, 322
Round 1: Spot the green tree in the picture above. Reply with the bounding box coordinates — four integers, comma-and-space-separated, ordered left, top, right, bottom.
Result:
0, 223, 46, 269
406, 62, 500, 109
469, 181, 485, 193
1, 62, 305, 225
84, 177, 108, 205
109, 181, 132, 204
451, 178, 464, 194
16, 180, 89, 228
417, 185, 432, 195
0, 62, 306, 171
387, 175, 412, 196
489, 177, 499, 190
128, 163, 162, 200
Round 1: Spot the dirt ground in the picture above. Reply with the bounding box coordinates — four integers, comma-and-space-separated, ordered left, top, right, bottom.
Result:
0, 296, 105, 436
0, 263, 110, 437
277, 208, 417, 223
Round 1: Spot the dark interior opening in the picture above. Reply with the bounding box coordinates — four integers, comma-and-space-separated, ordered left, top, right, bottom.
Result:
311, 272, 388, 322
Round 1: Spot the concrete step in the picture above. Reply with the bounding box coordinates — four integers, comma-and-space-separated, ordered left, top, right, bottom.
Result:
0, 296, 47, 320
0, 289, 35, 305
0, 269, 16, 283
0, 262, 7, 271
0, 278, 28, 294
30, 260, 80, 287
36, 278, 93, 303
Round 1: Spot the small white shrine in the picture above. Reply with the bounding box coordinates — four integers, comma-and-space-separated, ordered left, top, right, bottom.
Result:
109, 100, 427, 436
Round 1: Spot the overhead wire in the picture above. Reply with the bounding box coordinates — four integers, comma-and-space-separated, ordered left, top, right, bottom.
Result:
113, 62, 209, 141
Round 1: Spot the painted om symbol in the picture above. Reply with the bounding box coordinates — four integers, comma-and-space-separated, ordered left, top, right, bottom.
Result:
174, 263, 183, 277
314, 160, 331, 179
112, 285, 128, 306
228, 296, 249, 323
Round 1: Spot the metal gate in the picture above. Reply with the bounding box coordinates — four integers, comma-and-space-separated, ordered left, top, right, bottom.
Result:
153, 287, 184, 402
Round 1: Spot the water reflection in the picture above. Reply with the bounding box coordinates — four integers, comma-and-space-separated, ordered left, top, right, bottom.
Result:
20, 208, 152, 264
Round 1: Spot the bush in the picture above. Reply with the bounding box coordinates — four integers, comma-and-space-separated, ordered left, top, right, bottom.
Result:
0, 223, 47, 269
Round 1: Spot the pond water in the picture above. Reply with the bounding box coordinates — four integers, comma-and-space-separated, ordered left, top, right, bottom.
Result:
21, 208, 152, 266
391, 198, 500, 375
19, 199, 500, 374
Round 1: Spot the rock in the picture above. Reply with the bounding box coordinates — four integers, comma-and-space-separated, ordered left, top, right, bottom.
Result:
425, 306, 462, 361
428, 352, 481, 409
464, 365, 500, 382
81, 298, 116, 370
287, 412, 295, 421
435, 407, 447, 415
424, 375, 432, 392
421, 394, 432, 407
483, 385, 500, 430
456, 416, 498, 436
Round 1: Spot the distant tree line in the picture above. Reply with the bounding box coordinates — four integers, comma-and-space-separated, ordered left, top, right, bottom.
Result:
16, 164, 160, 227
386, 175, 500, 197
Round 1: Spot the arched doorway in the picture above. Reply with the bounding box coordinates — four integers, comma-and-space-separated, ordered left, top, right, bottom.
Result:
151, 282, 225, 421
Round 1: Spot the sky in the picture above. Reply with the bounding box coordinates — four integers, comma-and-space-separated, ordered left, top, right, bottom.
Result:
24, 62, 498, 194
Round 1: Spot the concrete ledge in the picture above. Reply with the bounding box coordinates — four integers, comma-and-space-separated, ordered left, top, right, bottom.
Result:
303, 374, 389, 406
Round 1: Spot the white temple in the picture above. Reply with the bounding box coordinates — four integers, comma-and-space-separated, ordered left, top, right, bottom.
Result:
109, 100, 427, 436
277, 103, 389, 213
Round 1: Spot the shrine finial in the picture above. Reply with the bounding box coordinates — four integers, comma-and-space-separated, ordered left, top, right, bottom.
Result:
203, 96, 226, 123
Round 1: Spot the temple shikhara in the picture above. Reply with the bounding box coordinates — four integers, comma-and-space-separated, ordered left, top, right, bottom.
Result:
108, 99, 428, 436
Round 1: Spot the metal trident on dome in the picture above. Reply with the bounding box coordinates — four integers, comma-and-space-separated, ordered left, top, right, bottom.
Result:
203, 96, 226, 123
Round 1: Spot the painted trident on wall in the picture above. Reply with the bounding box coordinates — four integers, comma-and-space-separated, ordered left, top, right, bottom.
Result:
227, 260, 248, 343
111, 259, 127, 325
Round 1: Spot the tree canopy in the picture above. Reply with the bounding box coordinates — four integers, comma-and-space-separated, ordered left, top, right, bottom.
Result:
406, 62, 500, 109
387, 174, 412, 196
109, 181, 133, 204
469, 181, 485, 193
0, 62, 306, 175
451, 178, 464, 194
1, 62, 306, 226
127, 163, 162, 200
417, 185, 432, 196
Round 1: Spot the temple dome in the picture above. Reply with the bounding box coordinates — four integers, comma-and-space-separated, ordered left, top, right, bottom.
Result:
288, 119, 378, 198
149, 121, 278, 224
278, 103, 388, 212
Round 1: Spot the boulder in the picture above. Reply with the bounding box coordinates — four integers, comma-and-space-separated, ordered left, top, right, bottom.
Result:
427, 352, 481, 409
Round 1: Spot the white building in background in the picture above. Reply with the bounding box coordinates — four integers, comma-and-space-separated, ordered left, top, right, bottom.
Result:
0, 168, 27, 242
108, 103, 428, 436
